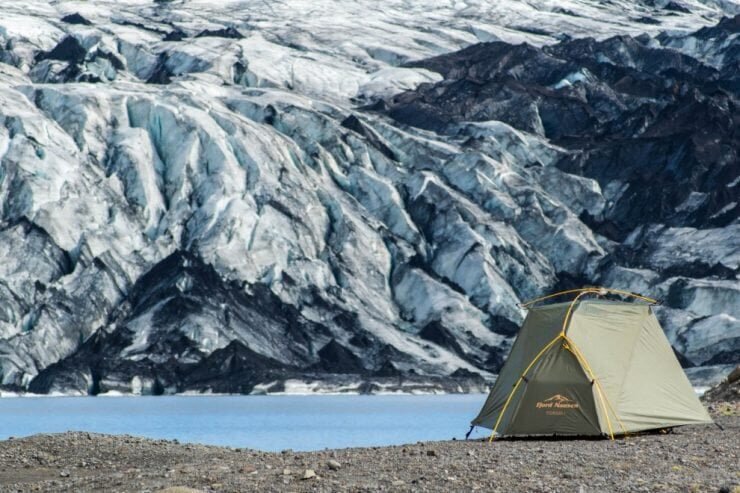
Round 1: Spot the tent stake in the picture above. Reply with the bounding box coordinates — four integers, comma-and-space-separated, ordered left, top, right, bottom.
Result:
465, 425, 474, 440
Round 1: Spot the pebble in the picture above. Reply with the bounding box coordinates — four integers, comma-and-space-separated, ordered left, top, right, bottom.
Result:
302, 469, 316, 480
156, 488, 204, 493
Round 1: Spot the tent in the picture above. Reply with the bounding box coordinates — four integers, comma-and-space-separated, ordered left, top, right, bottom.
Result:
472, 287, 712, 440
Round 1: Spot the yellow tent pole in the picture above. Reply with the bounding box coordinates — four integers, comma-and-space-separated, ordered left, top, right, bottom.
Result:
601, 388, 628, 437
488, 333, 563, 442
597, 379, 628, 438
519, 288, 595, 308
600, 287, 657, 305
561, 291, 618, 439
561, 290, 628, 436
561, 291, 626, 438
564, 335, 628, 439
520, 287, 657, 309
560, 290, 601, 336
593, 380, 615, 440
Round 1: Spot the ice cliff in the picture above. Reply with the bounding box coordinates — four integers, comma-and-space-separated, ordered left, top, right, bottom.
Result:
0, 0, 737, 394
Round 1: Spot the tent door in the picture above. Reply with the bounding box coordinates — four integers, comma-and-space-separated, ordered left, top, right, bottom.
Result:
505, 342, 602, 436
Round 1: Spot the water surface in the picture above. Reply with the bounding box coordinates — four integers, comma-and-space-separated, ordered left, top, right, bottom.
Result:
0, 394, 491, 451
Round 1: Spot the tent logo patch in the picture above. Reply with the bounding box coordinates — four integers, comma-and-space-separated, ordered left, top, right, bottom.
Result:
536, 394, 579, 415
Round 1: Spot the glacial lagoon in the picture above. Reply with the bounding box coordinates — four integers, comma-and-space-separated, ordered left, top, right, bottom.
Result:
0, 394, 492, 451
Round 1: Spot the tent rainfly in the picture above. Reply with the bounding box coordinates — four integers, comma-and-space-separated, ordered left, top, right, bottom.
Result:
472, 287, 712, 440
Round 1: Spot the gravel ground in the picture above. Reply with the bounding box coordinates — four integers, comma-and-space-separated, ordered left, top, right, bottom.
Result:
0, 410, 737, 493
703, 366, 739, 404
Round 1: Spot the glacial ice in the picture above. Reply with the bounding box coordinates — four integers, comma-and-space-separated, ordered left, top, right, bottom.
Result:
0, 0, 737, 393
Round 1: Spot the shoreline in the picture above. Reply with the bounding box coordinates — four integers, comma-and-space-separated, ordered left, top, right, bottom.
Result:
1, 412, 737, 492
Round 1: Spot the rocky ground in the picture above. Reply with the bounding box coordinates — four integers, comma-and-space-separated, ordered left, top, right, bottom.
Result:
0, 411, 737, 492
703, 366, 740, 405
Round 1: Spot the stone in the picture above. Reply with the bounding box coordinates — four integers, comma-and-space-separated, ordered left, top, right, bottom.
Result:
156, 488, 205, 493
302, 469, 316, 480
327, 460, 341, 470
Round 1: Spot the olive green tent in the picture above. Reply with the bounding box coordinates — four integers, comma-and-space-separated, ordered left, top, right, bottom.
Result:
472, 288, 712, 440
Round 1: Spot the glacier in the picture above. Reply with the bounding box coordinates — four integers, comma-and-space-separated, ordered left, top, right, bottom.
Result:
0, 0, 738, 395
